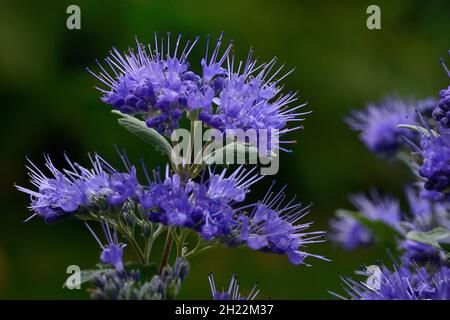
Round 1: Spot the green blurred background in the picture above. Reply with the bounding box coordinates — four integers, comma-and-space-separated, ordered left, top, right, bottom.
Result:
1, 0, 449, 299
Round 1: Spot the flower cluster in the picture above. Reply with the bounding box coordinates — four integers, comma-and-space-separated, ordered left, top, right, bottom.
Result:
346, 96, 419, 156
86, 219, 190, 300
418, 130, 450, 202
330, 51, 450, 300
17, 151, 325, 266
16, 153, 138, 223
331, 185, 449, 265
91, 257, 190, 300
89, 33, 307, 151
230, 184, 328, 265
337, 265, 450, 300
17, 32, 327, 300
330, 192, 401, 251
144, 166, 262, 240
88, 35, 199, 136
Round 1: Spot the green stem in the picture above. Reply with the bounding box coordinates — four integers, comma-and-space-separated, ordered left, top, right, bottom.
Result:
144, 224, 165, 264
175, 229, 189, 257
159, 228, 174, 273
125, 233, 146, 264
115, 221, 146, 264
184, 245, 215, 260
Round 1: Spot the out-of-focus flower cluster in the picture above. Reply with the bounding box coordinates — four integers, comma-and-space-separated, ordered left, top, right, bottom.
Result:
331, 52, 450, 300
337, 264, 450, 300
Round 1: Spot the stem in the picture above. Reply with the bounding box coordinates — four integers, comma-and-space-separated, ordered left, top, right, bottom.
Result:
159, 228, 174, 273
144, 237, 153, 265
184, 245, 215, 259
124, 232, 146, 264
114, 220, 146, 264
175, 229, 189, 257
144, 224, 165, 264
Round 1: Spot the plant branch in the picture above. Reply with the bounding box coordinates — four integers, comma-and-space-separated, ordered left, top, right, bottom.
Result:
159, 227, 174, 273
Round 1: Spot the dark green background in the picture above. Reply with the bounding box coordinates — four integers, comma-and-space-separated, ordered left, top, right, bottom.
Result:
1, 0, 449, 299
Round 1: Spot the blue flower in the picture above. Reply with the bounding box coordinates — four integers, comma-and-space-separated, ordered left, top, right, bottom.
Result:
350, 192, 402, 226
329, 192, 401, 251
432, 53, 450, 128
399, 187, 448, 264
231, 184, 328, 265
107, 167, 139, 205
347, 96, 417, 156
208, 273, 259, 300
16, 152, 139, 223
186, 33, 233, 111
418, 130, 450, 202
337, 265, 450, 300
88, 33, 200, 136
329, 214, 373, 251
198, 48, 308, 152
399, 240, 443, 265
16, 154, 107, 223
142, 165, 262, 240
89, 33, 308, 150
405, 186, 433, 223
85, 221, 126, 271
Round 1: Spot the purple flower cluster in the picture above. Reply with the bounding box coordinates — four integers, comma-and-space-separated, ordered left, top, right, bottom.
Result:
198, 52, 307, 152
330, 192, 402, 251
339, 265, 450, 300
88, 34, 199, 136
398, 187, 444, 264
347, 96, 418, 156
17, 152, 326, 265
329, 215, 373, 251
143, 171, 326, 264
399, 240, 442, 265
333, 52, 450, 301
89, 34, 306, 150
91, 257, 190, 300
144, 166, 263, 240
208, 273, 259, 300
16, 154, 118, 223
230, 184, 328, 265
330, 187, 445, 264
418, 130, 450, 202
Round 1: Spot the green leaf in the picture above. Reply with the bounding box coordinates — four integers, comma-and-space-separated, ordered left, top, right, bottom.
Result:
62, 269, 107, 289
112, 110, 173, 155
336, 209, 401, 246
397, 124, 437, 136
440, 242, 450, 252
125, 261, 158, 282
406, 228, 450, 253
